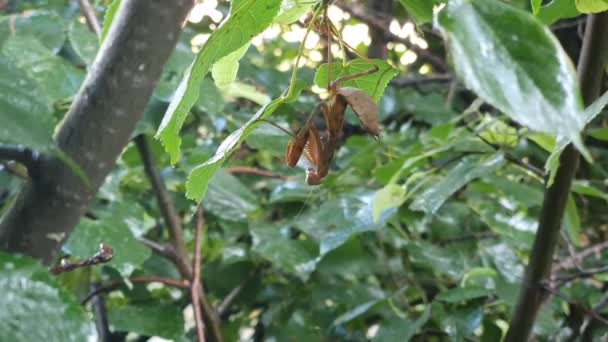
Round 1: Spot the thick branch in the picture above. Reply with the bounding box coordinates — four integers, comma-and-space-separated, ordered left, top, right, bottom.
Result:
505, 12, 608, 342
0, 145, 42, 175
0, 0, 195, 262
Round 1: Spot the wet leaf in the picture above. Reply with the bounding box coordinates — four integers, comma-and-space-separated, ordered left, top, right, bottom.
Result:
108, 302, 184, 339
0, 57, 54, 149
373, 184, 406, 223
436, 0, 587, 156
410, 153, 505, 214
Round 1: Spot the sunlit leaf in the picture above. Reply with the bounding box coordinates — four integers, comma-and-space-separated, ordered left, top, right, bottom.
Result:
314, 59, 398, 102
373, 184, 406, 223
436, 0, 587, 156
101, 0, 121, 42
275, 0, 317, 24
212, 42, 250, 88
576, 0, 608, 13
398, 0, 443, 25
156, 0, 282, 163
535, 0, 580, 25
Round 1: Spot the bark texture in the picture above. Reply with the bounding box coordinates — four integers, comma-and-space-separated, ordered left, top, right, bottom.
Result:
0, 0, 194, 264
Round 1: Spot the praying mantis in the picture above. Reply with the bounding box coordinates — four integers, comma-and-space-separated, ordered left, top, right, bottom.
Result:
284, 2, 382, 185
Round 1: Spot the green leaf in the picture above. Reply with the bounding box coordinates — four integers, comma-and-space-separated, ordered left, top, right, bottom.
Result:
0, 253, 94, 341
221, 81, 272, 105
275, 0, 317, 24
212, 42, 250, 88
530, 0, 543, 15
186, 97, 284, 203
436, 0, 586, 156
373, 184, 406, 223
68, 20, 99, 65
101, 0, 121, 42
544, 89, 608, 185
576, 0, 608, 13
334, 298, 384, 326
572, 180, 608, 201
295, 193, 385, 255
250, 224, 318, 280
0, 57, 54, 149
436, 286, 493, 303
314, 59, 399, 102
410, 153, 505, 214
564, 195, 582, 247
0, 11, 66, 51
373, 306, 431, 342
64, 205, 151, 277
399, 0, 443, 25
156, 0, 282, 164
3, 36, 85, 103
203, 169, 260, 222
108, 302, 184, 339
536, 0, 580, 25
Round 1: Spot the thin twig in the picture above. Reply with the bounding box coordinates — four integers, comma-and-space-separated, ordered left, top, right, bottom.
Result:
226, 166, 286, 179
192, 206, 206, 342
391, 74, 453, 88
139, 237, 177, 261
553, 240, 608, 273
541, 282, 608, 326
334, 0, 447, 72
217, 272, 257, 317
135, 135, 192, 276
50, 243, 113, 275
76, 0, 102, 36
81, 276, 189, 305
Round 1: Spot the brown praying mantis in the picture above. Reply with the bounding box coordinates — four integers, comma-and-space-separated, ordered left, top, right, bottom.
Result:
284, 2, 382, 185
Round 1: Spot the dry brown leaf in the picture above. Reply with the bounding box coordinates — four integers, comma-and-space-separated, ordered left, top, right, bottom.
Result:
337, 87, 380, 139
285, 127, 310, 167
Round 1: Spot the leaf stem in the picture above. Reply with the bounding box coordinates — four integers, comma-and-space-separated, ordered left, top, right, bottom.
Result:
286, 5, 323, 99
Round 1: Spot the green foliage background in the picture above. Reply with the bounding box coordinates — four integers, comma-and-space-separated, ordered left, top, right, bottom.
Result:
1, 0, 608, 340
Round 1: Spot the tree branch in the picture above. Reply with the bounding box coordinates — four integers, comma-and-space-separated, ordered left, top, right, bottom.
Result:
192, 206, 206, 342
505, 12, 608, 342
90, 282, 111, 342
0, 145, 42, 176
0, 0, 196, 263
77, 0, 101, 36
226, 166, 286, 179
135, 134, 191, 276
